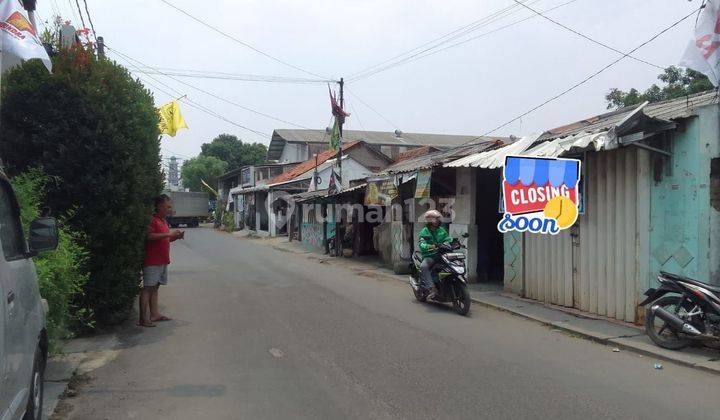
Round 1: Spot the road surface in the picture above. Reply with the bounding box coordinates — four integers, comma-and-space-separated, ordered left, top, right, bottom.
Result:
61, 227, 720, 419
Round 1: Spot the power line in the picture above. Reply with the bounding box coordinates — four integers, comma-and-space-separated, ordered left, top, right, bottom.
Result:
475, 6, 702, 138
107, 47, 270, 139
347, 0, 541, 81
63, 0, 79, 25
133, 67, 332, 84
72, 0, 86, 28
345, 87, 398, 130
511, 0, 664, 70
106, 45, 312, 130
347, 0, 549, 83
346, 99, 366, 132
82, 0, 98, 41
157, 0, 332, 80
347, 0, 579, 83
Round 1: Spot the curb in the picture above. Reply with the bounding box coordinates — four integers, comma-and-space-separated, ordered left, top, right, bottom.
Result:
468, 295, 720, 375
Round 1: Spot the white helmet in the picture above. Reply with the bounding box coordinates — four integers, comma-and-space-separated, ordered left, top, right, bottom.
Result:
424, 209, 442, 221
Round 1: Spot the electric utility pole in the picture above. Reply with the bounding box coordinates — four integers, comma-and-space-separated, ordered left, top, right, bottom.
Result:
337, 77, 344, 183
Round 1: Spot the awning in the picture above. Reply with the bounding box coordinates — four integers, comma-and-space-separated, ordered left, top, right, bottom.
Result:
505, 157, 579, 187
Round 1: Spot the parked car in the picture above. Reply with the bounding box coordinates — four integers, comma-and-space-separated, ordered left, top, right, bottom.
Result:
0, 171, 59, 420
163, 191, 210, 228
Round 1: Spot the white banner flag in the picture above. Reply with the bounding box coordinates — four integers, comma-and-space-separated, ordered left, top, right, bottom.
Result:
680, 1, 720, 86
0, 0, 51, 73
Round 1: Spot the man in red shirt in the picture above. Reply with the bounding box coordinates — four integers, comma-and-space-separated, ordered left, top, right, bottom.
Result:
139, 194, 184, 327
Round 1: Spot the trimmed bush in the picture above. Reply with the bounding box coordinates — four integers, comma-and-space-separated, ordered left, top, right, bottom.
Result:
0, 47, 163, 324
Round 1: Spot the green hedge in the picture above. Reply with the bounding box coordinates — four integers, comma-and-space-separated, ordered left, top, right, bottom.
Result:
0, 47, 163, 324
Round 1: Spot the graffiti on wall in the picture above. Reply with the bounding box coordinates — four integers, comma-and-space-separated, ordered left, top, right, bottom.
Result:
301, 223, 323, 248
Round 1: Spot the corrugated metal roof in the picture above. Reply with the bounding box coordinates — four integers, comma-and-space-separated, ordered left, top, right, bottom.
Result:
293, 189, 328, 202
292, 183, 367, 203
267, 128, 507, 160
333, 183, 367, 196
448, 90, 719, 167
392, 146, 441, 163
446, 134, 542, 168
230, 184, 268, 194
379, 139, 506, 174
541, 90, 718, 140
525, 131, 611, 157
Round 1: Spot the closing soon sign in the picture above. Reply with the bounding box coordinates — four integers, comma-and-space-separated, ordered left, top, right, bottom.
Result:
498, 156, 581, 235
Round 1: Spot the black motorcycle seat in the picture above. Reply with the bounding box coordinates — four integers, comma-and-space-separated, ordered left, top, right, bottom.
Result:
660, 271, 720, 293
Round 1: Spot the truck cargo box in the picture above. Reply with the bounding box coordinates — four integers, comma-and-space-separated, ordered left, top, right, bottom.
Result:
164, 191, 209, 227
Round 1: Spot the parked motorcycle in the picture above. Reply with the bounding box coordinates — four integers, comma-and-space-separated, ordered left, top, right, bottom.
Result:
409, 237, 472, 316
639, 271, 720, 350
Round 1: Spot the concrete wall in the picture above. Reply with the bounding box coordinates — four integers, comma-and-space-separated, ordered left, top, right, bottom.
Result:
279, 142, 307, 163
310, 158, 374, 190
374, 222, 392, 268
450, 168, 478, 282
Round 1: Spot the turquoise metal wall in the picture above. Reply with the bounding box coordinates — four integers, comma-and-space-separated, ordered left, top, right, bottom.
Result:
648, 115, 712, 286
503, 231, 523, 294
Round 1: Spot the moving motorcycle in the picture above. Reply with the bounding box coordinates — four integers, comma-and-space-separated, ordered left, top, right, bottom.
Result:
409, 237, 472, 316
639, 271, 720, 350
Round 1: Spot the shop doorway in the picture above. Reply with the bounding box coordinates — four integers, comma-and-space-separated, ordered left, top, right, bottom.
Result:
475, 169, 504, 283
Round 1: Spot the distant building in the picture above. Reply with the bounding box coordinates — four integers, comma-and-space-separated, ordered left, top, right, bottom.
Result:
231, 141, 393, 236
217, 162, 298, 205
267, 129, 495, 163
167, 156, 179, 188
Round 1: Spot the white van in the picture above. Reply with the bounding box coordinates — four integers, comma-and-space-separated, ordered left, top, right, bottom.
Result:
0, 171, 58, 420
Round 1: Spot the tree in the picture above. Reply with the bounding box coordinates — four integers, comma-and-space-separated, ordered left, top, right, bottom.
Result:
200, 133, 267, 170
0, 46, 164, 324
181, 155, 228, 192
605, 66, 714, 109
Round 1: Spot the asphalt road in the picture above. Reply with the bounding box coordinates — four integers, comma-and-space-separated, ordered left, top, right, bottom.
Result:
62, 227, 720, 420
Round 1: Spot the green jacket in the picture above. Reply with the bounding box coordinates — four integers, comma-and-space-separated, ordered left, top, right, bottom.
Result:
418, 225, 451, 258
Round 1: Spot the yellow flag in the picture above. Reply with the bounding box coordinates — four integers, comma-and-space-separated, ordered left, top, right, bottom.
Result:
157, 101, 188, 137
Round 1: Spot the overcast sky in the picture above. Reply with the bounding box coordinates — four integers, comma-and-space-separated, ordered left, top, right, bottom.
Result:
35, 0, 702, 163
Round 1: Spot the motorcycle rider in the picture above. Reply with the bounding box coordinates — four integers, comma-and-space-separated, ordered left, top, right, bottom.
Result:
418, 209, 452, 298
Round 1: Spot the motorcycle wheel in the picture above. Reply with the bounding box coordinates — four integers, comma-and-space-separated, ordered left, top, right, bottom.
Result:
452, 283, 471, 316
645, 295, 696, 350
412, 281, 427, 302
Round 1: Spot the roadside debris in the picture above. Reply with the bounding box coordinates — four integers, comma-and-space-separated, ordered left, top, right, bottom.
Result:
654, 363, 663, 370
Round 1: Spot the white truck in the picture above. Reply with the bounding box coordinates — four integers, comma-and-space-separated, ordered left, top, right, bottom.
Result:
0, 171, 58, 420
164, 191, 209, 228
